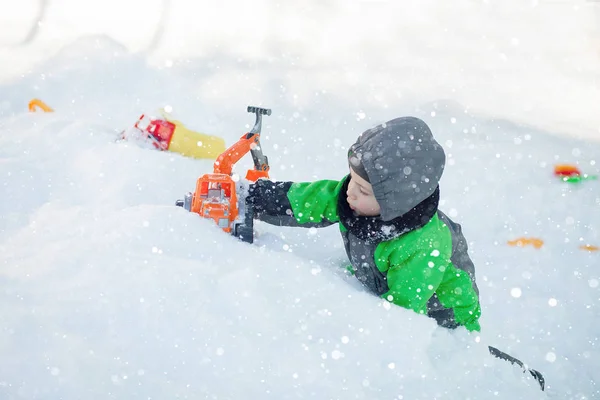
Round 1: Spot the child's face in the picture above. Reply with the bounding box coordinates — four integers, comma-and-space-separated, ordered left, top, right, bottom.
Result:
346, 169, 381, 217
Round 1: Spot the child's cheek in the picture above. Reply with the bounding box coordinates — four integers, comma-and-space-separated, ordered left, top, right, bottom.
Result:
359, 199, 370, 211
364, 198, 377, 211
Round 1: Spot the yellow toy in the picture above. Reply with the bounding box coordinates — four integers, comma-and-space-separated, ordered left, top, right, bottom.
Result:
28, 99, 225, 160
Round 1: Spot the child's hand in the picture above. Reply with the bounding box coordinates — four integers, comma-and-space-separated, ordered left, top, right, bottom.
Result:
241, 178, 273, 215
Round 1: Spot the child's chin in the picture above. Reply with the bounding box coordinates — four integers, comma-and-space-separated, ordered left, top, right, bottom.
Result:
354, 210, 380, 218
353, 210, 370, 217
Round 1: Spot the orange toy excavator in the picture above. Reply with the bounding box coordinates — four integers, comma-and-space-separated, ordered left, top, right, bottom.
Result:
176, 106, 272, 243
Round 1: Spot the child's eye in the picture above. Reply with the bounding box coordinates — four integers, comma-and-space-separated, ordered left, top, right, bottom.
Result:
359, 188, 369, 195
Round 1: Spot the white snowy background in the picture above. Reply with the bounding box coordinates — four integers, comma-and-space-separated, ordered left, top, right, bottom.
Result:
1, 0, 599, 399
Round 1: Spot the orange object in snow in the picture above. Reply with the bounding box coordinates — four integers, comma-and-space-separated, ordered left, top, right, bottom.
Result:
176, 106, 272, 243
28, 98, 54, 112
553, 164, 597, 183
580, 244, 599, 252
554, 164, 581, 177
507, 237, 544, 249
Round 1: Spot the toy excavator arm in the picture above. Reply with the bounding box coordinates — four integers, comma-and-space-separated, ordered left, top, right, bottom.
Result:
214, 107, 271, 181
247, 106, 270, 173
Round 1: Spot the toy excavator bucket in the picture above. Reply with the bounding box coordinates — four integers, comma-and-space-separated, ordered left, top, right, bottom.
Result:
28, 98, 54, 112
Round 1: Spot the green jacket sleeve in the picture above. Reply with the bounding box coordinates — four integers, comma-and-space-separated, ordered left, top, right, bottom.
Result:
436, 268, 482, 332
249, 179, 343, 227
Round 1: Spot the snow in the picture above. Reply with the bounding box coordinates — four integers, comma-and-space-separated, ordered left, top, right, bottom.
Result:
2, 0, 600, 141
1, 1, 600, 398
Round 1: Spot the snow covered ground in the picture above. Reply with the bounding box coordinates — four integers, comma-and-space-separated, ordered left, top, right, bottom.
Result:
1, 1, 599, 399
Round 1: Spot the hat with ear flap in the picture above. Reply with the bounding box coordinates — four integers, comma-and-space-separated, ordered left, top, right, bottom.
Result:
349, 117, 446, 221
348, 143, 370, 182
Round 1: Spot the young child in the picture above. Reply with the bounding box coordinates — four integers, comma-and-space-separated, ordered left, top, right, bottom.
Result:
247, 116, 481, 332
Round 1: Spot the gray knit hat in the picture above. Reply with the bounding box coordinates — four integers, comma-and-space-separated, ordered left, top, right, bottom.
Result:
348, 117, 446, 221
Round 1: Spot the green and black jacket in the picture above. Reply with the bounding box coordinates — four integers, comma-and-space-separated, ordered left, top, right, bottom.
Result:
248, 176, 482, 332
248, 117, 482, 331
